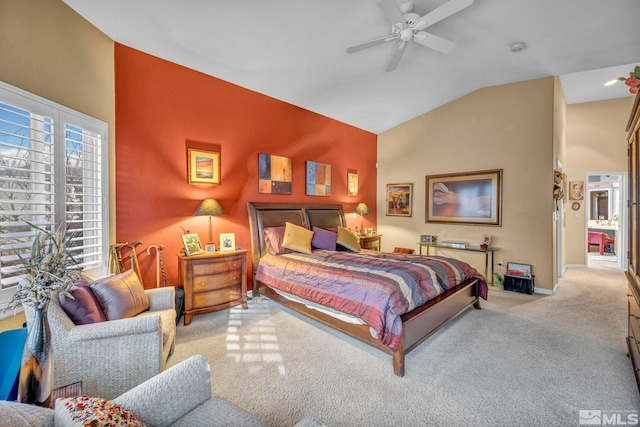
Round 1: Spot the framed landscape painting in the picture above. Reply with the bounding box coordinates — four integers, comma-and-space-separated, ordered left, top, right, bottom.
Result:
188, 149, 220, 184
425, 169, 502, 226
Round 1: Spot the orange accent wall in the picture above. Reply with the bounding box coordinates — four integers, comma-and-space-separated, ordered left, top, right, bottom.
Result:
115, 44, 377, 288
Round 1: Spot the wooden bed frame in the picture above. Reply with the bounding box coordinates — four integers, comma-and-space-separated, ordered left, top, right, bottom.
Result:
247, 202, 482, 376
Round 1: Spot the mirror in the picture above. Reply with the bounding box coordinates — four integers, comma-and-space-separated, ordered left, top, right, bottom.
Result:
590, 189, 609, 220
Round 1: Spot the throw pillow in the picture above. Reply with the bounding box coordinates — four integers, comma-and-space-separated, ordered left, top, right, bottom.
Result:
90, 269, 150, 320
54, 396, 146, 427
59, 280, 107, 325
336, 226, 361, 252
311, 226, 337, 251
282, 222, 313, 254
263, 226, 292, 255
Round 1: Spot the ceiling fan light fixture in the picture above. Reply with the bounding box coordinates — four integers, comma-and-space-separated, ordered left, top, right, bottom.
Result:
510, 41, 527, 53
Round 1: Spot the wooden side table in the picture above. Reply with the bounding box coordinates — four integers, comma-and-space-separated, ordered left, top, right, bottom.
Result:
359, 234, 382, 251
178, 249, 248, 325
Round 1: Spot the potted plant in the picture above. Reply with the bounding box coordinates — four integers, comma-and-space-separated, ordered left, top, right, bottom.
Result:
5, 221, 80, 406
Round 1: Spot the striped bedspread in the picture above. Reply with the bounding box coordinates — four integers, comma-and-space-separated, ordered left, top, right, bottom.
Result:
255, 250, 487, 351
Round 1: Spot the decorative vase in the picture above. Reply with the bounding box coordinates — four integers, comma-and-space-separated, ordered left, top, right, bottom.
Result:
18, 303, 53, 407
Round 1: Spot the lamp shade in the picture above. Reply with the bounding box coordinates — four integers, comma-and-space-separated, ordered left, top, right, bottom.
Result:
193, 199, 226, 217
354, 203, 371, 215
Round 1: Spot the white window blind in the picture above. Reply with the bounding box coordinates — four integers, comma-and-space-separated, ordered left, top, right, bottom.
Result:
0, 81, 108, 309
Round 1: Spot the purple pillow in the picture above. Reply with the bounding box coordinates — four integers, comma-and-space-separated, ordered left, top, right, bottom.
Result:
263, 226, 293, 255
59, 280, 107, 325
311, 226, 337, 251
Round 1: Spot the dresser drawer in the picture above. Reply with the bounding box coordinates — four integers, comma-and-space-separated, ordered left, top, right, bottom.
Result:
192, 257, 243, 276
192, 287, 242, 309
192, 270, 242, 292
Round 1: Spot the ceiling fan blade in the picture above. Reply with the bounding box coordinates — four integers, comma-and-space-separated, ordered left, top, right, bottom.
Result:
413, 0, 474, 30
346, 34, 399, 53
385, 40, 407, 72
414, 31, 458, 54
377, 0, 406, 28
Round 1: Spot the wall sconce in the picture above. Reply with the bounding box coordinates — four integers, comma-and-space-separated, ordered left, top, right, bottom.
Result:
354, 203, 371, 233
193, 198, 226, 251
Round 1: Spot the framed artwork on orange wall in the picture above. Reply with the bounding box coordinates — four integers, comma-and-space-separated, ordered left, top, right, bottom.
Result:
188, 149, 220, 184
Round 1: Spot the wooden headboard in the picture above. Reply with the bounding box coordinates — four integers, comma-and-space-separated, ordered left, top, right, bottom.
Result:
246, 202, 346, 275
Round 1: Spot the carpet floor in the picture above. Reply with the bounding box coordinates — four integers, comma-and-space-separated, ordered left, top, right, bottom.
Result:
169, 266, 640, 426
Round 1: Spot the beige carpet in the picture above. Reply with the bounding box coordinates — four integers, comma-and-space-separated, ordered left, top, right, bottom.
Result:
169, 266, 640, 426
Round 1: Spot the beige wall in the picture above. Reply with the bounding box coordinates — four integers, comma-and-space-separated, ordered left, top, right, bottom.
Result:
0, 0, 115, 241
378, 77, 557, 291
553, 76, 567, 279
564, 97, 634, 266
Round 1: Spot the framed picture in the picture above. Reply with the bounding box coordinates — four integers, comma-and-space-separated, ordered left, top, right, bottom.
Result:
347, 170, 358, 196
426, 169, 502, 226
219, 232, 236, 251
386, 183, 413, 217
420, 235, 437, 244
188, 149, 220, 185
258, 153, 292, 194
306, 161, 331, 196
181, 233, 204, 256
569, 181, 584, 200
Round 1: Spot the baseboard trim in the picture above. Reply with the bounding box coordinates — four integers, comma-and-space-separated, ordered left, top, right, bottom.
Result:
534, 283, 557, 296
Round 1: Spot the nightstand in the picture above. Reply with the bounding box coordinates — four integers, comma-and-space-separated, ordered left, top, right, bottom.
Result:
178, 249, 248, 325
359, 234, 382, 251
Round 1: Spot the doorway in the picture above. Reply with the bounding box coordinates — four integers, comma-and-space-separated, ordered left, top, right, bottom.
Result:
585, 172, 627, 270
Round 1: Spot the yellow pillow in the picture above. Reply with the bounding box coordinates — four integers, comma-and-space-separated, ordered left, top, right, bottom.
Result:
282, 222, 314, 254
337, 226, 361, 252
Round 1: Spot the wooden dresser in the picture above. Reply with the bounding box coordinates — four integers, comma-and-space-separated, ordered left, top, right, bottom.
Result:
626, 91, 640, 393
178, 249, 248, 325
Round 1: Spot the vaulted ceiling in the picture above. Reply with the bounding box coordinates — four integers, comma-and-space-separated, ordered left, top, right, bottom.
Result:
63, 0, 640, 134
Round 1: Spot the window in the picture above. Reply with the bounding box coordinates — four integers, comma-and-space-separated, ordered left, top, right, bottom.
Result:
0, 81, 108, 310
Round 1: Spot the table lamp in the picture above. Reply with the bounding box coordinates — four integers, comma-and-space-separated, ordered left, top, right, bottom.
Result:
354, 203, 371, 234
193, 198, 226, 249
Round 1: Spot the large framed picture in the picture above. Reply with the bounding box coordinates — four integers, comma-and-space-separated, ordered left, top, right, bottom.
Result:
426, 169, 503, 226
386, 183, 412, 217
181, 233, 204, 256
188, 148, 220, 185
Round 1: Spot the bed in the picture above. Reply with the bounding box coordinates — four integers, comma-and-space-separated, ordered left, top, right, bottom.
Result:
247, 202, 487, 376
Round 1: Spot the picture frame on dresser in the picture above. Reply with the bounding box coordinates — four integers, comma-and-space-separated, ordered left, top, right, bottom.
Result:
220, 233, 235, 251
181, 233, 204, 256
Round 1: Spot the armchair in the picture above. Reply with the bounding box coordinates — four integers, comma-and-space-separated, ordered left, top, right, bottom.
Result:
25, 286, 176, 400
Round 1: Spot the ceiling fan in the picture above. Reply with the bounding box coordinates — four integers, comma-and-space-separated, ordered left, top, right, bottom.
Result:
346, 0, 474, 72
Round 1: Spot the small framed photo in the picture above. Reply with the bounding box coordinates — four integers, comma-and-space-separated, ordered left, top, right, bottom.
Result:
481, 234, 491, 248
206, 243, 216, 252
188, 148, 220, 185
181, 233, 204, 256
220, 233, 236, 252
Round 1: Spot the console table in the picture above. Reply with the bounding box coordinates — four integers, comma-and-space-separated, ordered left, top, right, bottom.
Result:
417, 243, 499, 284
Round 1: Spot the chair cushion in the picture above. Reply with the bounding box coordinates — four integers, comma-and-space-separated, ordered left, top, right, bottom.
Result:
90, 270, 150, 320
136, 309, 175, 346
170, 397, 266, 427
0, 400, 53, 427
59, 281, 107, 325
54, 396, 146, 426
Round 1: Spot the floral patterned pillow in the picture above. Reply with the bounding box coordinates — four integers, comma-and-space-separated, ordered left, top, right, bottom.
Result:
55, 396, 146, 426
